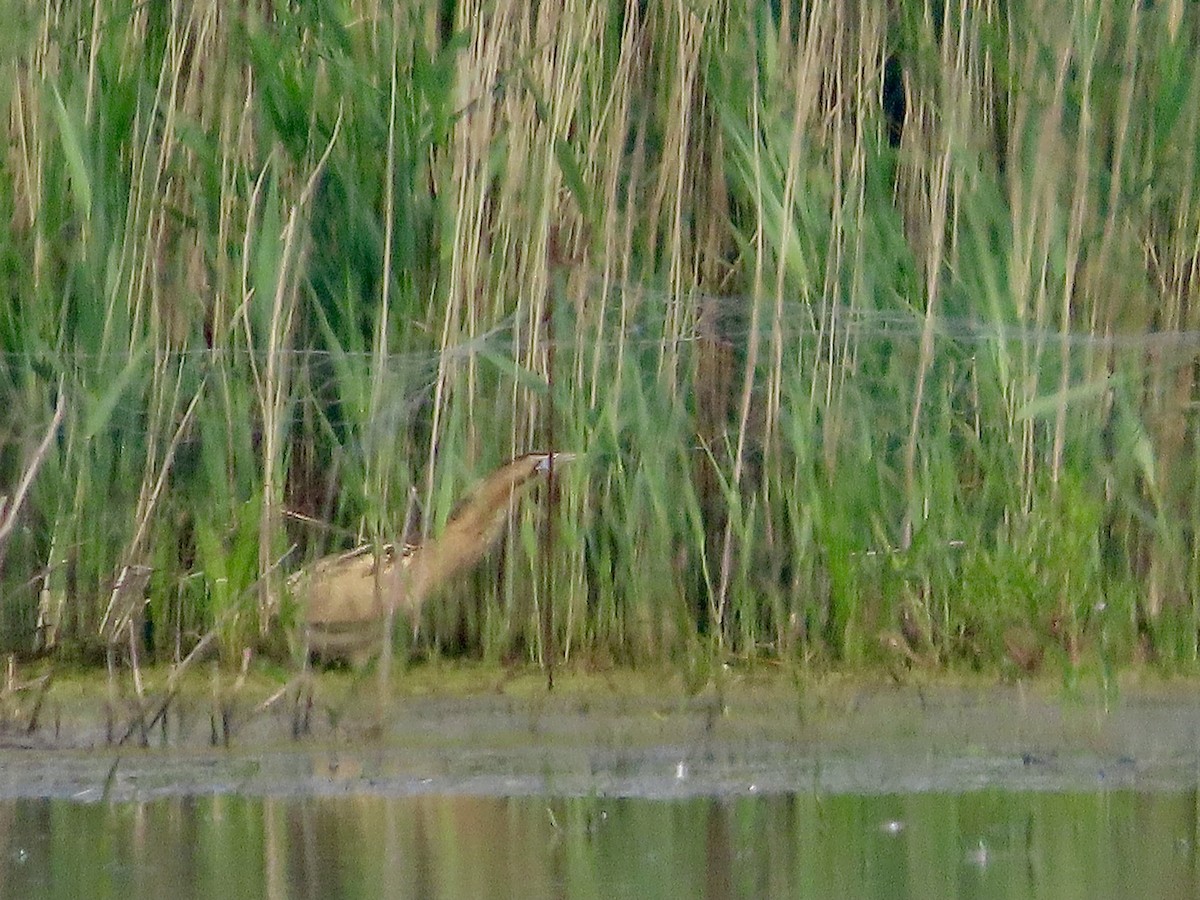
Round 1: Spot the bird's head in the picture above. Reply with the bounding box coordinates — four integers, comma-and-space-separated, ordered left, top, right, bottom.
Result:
450, 451, 574, 531
412, 451, 577, 579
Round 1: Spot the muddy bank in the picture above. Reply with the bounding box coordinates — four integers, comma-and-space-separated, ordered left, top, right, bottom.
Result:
2, 667, 1199, 801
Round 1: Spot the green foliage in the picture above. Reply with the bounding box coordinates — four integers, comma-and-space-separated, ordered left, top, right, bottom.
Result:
1, 0, 1199, 679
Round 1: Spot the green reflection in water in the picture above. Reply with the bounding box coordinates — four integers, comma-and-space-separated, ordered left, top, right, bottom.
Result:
0, 790, 1196, 899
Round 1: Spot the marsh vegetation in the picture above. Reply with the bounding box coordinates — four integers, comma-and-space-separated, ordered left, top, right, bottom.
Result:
1, 0, 1199, 682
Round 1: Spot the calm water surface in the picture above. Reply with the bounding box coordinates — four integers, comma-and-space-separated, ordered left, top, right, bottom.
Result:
5, 683, 1200, 898
1, 788, 1196, 899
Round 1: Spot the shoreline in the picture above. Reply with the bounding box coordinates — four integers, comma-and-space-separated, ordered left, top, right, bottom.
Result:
3, 665, 1200, 801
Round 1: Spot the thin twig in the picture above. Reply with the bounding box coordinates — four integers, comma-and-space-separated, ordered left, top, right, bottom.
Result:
25, 673, 52, 734
114, 545, 297, 746
117, 627, 220, 745
100, 377, 205, 636
0, 381, 65, 571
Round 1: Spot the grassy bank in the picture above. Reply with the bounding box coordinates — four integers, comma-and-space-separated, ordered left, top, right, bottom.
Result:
1, 0, 1198, 680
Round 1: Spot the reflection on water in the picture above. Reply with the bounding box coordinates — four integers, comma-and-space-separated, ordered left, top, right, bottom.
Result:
1, 789, 1196, 899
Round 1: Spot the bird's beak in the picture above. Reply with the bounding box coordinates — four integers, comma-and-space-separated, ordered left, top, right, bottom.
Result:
536, 452, 577, 473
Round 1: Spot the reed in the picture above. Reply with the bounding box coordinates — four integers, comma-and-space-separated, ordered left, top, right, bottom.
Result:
0, 0, 1198, 678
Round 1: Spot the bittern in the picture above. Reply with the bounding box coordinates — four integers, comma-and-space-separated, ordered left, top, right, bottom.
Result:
289, 452, 572, 663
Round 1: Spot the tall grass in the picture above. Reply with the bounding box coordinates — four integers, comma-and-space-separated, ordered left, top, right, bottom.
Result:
0, 0, 1198, 677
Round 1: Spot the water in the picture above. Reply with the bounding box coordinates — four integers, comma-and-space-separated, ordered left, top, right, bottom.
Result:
3, 682, 1200, 898
1, 788, 1196, 899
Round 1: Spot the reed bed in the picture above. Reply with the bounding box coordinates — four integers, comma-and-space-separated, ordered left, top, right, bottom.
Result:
0, 0, 1198, 680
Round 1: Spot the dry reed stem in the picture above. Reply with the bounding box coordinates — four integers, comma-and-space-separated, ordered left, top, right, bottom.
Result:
0, 380, 65, 570
99, 379, 205, 638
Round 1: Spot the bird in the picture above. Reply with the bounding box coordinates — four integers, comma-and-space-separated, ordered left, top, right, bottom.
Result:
288, 452, 573, 664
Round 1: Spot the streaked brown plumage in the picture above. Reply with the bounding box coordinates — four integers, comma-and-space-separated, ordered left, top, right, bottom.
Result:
290, 452, 572, 662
